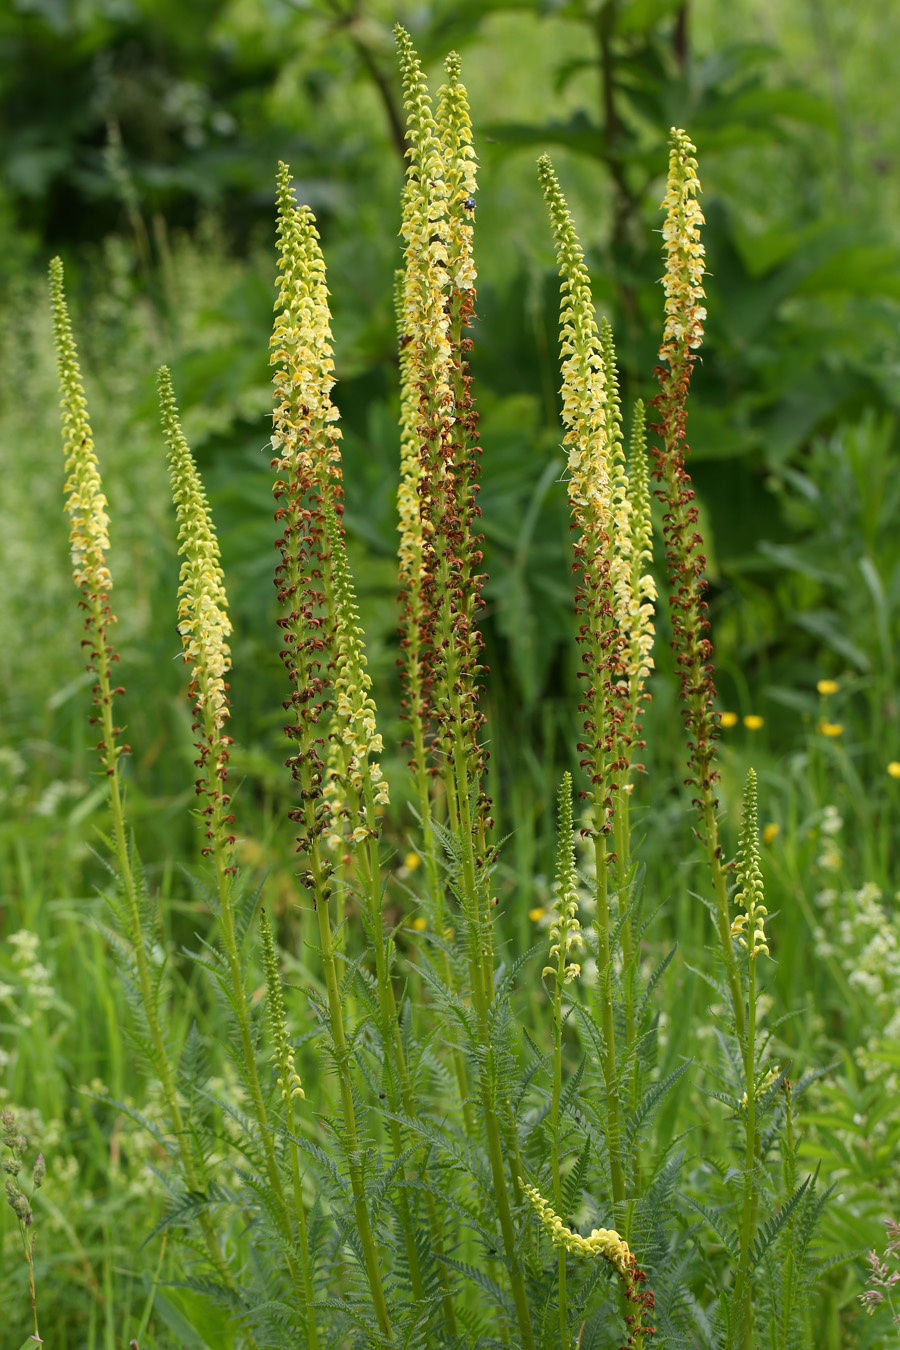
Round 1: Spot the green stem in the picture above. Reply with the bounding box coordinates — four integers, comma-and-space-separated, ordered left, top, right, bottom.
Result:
613, 783, 641, 1199
593, 827, 626, 1209
201, 697, 309, 1315
732, 957, 757, 1350
552, 943, 569, 1347
413, 718, 475, 1140
307, 828, 393, 1342
284, 1093, 320, 1350
91, 597, 233, 1293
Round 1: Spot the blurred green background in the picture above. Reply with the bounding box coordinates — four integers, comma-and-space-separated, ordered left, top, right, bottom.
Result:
2, 1, 900, 1344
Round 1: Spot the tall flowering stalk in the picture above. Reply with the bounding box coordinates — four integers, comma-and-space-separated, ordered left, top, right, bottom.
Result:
268, 168, 394, 1341
396, 31, 534, 1349
543, 773, 585, 1344
729, 768, 769, 1350
394, 46, 477, 1143
49, 260, 233, 1291
259, 909, 318, 1349
649, 129, 744, 1034
160, 368, 312, 1320
538, 155, 633, 1207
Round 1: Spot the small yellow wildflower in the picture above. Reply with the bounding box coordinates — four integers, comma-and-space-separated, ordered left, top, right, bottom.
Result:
888, 762, 900, 779
528, 907, 546, 923
720, 711, 739, 728
743, 714, 764, 730
404, 851, 421, 871
817, 721, 843, 738
411, 917, 427, 932
762, 822, 780, 845
817, 679, 839, 696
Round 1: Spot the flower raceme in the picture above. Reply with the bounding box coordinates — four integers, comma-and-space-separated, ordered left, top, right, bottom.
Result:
49, 257, 126, 774
523, 1184, 656, 1346
396, 27, 489, 821
159, 368, 236, 862
537, 155, 633, 817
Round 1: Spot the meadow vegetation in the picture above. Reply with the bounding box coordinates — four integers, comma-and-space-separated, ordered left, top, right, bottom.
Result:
2, 5, 900, 1349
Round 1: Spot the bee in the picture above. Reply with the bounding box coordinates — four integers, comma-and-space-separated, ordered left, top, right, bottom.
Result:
463, 196, 476, 211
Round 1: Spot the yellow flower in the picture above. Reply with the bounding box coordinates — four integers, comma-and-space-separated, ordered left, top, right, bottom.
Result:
762, 822, 780, 845
817, 679, 839, 696
720, 711, 739, 728
528, 907, 546, 923
817, 721, 843, 738
404, 851, 421, 871
743, 714, 764, 731
411, 917, 427, 931
888, 762, 900, 779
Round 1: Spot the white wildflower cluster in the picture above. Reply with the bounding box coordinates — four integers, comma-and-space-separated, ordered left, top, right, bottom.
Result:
1, 931, 56, 1026
32, 778, 87, 819
0, 748, 26, 812
827, 883, 900, 1094
817, 804, 843, 872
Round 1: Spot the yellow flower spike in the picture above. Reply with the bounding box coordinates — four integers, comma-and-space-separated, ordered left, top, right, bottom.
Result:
720, 711, 739, 728
404, 851, 421, 871
160, 369, 236, 856
731, 769, 769, 960
270, 162, 343, 493
159, 370, 232, 736
538, 155, 635, 810
888, 762, 900, 779
659, 128, 707, 361
50, 259, 113, 598
625, 400, 656, 700
817, 679, 839, 695
817, 720, 843, 738
528, 907, 546, 923
49, 257, 129, 776
411, 917, 427, 932
762, 822, 780, 845
743, 714, 764, 731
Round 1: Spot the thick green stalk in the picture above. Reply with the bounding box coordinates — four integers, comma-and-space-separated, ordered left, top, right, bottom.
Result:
199, 695, 310, 1313
551, 934, 569, 1345
612, 784, 642, 1200
593, 826, 626, 1209
92, 603, 234, 1291
306, 825, 394, 1343
780, 1083, 797, 1349
731, 958, 757, 1350
283, 1089, 319, 1350
452, 733, 535, 1350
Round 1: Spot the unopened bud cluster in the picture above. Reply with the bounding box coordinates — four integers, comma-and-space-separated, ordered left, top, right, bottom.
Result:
2, 1109, 44, 1228
544, 773, 584, 985
731, 769, 770, 959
